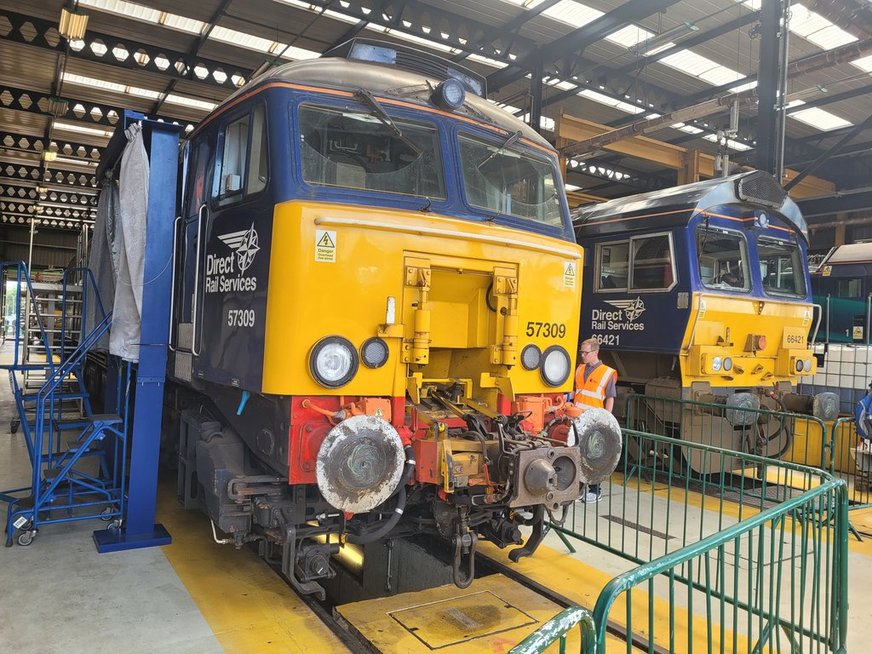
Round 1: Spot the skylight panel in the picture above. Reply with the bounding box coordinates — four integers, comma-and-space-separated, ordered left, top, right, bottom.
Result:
543, 1, 603, 28
364, 25, 455, 54
578, 89, 645, 114
702, 134, 752, 151
660, 50, 720, 77
605, 25, 655, 48
564, 184, 582, 191
53, 122, 115, 138
545, 78, 578, 92
277, 45, 321, 61
62, 72, 160, 99
790, 106, 853, 131
78, 0, 160, 23
697, 66, 743, 87
467, 53, 508, 69
210, 26, 275, 53
159, 13, 205, 35
852, 55, 872, 73
164, 95, 217, 111
672, 122, 704, 135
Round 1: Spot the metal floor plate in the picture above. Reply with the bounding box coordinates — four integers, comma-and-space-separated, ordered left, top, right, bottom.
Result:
336, 574, 561, 653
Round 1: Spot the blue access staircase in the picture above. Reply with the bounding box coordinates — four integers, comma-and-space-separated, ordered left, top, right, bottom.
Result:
0, 262, 126, 547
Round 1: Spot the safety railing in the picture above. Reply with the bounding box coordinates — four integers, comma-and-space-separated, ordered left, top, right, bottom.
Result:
831, 416, 872, 511
625, 393, 834, 474
546, 429, 848, 654
509, 606, 596, 654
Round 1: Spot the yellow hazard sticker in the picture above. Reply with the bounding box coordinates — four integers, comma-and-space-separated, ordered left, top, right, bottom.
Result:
315, 229, 336, 262
822, 265, 832, 277
563, 261, 576, 288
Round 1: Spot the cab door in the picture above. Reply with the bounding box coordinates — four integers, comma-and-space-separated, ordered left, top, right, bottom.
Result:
170, 133, 215, 383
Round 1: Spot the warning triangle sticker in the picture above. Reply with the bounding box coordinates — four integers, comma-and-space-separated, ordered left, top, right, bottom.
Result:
317, 232, 335, 248
565, 263, 575, 276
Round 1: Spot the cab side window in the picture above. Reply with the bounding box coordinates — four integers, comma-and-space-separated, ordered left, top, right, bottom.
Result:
595, 233, 676, 292
214, 104, 268, 204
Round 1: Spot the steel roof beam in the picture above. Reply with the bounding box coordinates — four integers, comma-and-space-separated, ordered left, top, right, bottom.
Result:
0, 8, 251, 92
487, 0, 681, 91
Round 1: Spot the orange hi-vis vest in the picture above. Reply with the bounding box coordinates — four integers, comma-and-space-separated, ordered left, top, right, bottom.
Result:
574, 363, 617, 410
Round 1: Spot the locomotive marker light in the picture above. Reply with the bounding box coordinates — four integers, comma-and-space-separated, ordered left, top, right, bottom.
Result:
571, 409, 623, 485
520, 344, 541, 370
316, 415, 406, 513
310, 336, 359, 387
361, 337, 389, 369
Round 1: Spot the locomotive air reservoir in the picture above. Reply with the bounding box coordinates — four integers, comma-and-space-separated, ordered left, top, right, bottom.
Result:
167, 39, 621, 595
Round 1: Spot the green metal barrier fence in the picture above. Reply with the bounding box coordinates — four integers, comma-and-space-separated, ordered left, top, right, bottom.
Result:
508, 606, 596, 654
624, 394, 834, 475
543, 429, 848, 654
831, 417, 872, 510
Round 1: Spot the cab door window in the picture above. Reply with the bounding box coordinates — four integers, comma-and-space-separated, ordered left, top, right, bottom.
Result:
213, 104, 268, 204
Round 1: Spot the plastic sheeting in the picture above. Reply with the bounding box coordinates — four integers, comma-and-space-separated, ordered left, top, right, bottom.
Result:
85, 174, 118, 351
107, 122, 150, 362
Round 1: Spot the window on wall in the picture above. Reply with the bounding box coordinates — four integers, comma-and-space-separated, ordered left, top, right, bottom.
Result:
697, 226, 749, 291
214, 104, 268, 203
595, 232, 676, 292
759, 238, 806, 297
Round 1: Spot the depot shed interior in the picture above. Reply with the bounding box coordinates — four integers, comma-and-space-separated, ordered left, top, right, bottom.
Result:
2, 0, 872, 652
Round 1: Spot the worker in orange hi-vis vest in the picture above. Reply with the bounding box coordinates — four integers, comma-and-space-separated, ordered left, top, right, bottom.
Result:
573, 337, 618, 503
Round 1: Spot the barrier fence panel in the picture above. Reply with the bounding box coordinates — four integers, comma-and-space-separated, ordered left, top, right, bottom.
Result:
831, 417, 872, 510
546, 430, 848, 654
624, 394, 834, 475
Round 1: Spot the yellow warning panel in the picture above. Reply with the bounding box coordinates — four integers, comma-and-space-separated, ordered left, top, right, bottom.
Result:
336, 574, 559, 653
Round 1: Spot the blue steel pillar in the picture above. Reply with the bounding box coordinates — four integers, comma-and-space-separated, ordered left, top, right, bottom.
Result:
94, 112, 181, 552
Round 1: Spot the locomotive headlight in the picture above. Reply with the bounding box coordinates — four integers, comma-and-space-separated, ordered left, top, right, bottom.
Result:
540, 346, 571, 387
361, 337, 389, 369
803, 358, 812, 372
723, 357, 733, 372
521, 344, 541, 370
310, 336, 358, 388
431, 78, 466, 111
795, 358, 804, 373
710, 356, 722, 372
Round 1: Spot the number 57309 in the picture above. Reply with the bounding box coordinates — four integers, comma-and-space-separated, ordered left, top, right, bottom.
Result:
525, 321, 566, 338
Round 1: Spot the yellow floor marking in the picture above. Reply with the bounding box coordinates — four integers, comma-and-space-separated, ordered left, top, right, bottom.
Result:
478, 542, 763, 654
156, 479, 348, 653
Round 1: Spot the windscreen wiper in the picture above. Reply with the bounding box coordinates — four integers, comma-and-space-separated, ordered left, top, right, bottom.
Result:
477, 129, 522, 169
354, 88, 422, 156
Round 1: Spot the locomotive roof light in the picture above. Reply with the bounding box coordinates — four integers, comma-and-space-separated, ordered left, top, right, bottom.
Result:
754, 212, 770, 229
431, 78, 466, 111
361, 337, 389, 369
310, 336, 359, 388
540, 345, 571, 387
521, 344, 541, 371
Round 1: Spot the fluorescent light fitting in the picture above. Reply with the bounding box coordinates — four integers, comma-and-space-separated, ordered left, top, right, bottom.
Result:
43, 150, 58, 162
59, 7, 89, 40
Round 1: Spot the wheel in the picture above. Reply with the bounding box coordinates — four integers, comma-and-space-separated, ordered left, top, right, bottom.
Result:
99, 506, 115, 522
16, 530, 35, 546
10, 419, 19, 435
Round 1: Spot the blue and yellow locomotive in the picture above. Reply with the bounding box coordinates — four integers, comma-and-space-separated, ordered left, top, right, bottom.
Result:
573, 172, 830, 469
168, 39, 620, 594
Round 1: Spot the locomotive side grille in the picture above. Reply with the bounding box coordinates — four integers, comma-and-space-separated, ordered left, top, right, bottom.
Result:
736, 172, 786, 209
